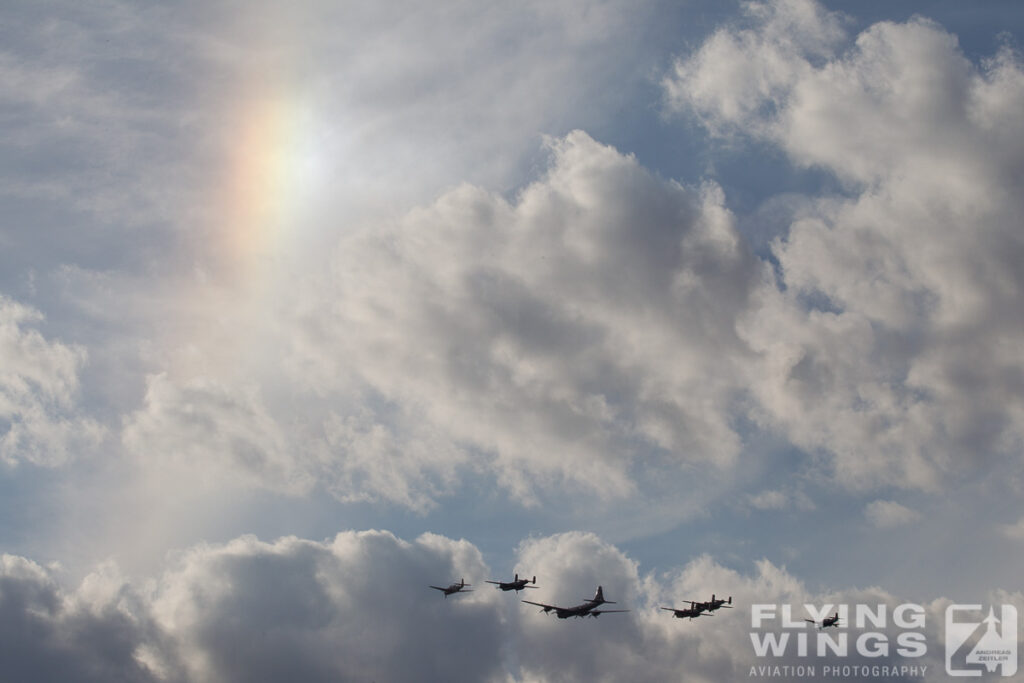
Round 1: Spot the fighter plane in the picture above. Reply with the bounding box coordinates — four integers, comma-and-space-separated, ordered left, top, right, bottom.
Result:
430, 578, 472, 598
661, 601, 709, 620
805, 612, 842, 629
523, 585, 629, 619
485, 573, 537, 593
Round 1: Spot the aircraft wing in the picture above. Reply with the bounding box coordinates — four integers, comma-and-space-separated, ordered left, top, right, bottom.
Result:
485, 580, 500, 585
430, 586, 448, 591
588, 609, 629, 616
522, 599, 558, 610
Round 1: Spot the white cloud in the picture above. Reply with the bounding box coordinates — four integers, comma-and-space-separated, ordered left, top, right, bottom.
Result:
864, 500, 922, 528
12, 0, 1020, 516
148, 531, 504, 683
5, 530, 1011, 682
663, 0, 845, 139
0, 0, 665, 289
0, 295, 104, 465
288, 131, 762, 506
667, 0, 1024, 490
319, 405, 470, 512
121, 373, 308, 494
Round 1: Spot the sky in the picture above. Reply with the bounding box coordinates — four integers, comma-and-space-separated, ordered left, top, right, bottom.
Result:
1, 0, 1023, 681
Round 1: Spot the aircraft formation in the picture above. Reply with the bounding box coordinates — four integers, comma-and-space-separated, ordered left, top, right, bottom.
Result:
431, 573, 733, 623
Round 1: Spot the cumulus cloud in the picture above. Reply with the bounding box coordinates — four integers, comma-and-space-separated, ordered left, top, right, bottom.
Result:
663, 0, 846, 139
0, 295, 104, 465
666, 0, 1024, 490
272, 0, 1024, 510
148, 531, 504, 683
11, 530, 1014, 683
0, 532, 506, 683
0, 554, 173, 683
11, 0, 1020, 517
288, 130, 762, 506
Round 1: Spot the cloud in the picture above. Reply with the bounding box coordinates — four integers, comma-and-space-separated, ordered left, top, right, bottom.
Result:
0, 554, 173, 683
288, 130, 762, 507
0, 532, 507, 683
148, 531, 504, 683
319, 405, 470, 512
864, 500, 922, 529
748, 488, 815, 511
14, 530, 1016, 683
121, 373, 309, 494
666, 0, 1024, 490
272, 0, 1024, 510
201, 0, 1024, 507
0, 295, 104, 466
0, 0, 665, 293
1000, 517, 1024, 540
11, 0, 1020, 518
663, 0, 846, 137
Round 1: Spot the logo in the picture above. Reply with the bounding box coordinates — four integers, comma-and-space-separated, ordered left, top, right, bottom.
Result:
748, 603, 930, 679
946, 604, 1018, 677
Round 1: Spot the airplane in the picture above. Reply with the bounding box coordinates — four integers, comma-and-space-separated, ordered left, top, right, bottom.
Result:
485, 573, 538, 593
430, 578, 472, 598
661, 601, 709, 620
683, 594, 732, 613
805, 612, 842, 629
522, 585, 630, 619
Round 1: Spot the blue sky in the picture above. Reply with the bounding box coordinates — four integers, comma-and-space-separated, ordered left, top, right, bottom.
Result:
2, 1, 1023, 680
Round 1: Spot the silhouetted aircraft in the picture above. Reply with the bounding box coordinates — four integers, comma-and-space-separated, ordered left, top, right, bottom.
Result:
805, 612, 841, 629
684, 594, 732, 612
485, 573, 537, 593
430, 578, 472, 597
661, 601, 709, 619
523, 585, 629, 619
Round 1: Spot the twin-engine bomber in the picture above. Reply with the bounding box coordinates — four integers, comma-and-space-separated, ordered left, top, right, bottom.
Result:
661, 594, 734, 620
486, 573, 538, 593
